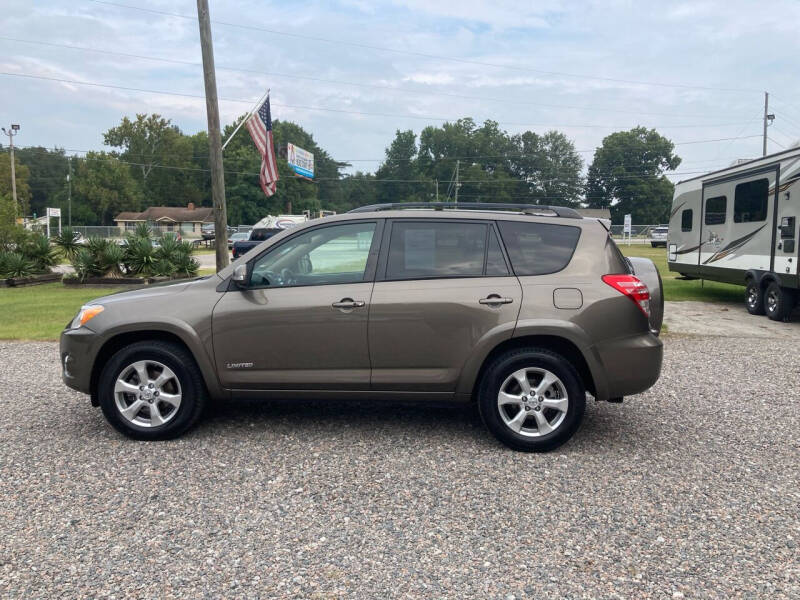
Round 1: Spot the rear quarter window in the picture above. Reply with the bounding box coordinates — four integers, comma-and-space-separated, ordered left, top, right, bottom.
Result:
497, 221, 581, 276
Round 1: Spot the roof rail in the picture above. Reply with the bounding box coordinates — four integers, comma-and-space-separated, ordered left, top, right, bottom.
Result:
347, 202, 583, 219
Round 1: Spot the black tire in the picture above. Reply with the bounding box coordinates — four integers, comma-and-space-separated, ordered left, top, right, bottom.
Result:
98, 340, 207, 440
477, 348, 585, 452
745, 279, 765, 315
765, 281, 796, 322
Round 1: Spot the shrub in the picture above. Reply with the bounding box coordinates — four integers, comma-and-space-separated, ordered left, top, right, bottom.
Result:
151, 259, 177, 278
22, 234, 59, 273
53, 228, 82, 260
72, 248, 101, 282
154, 234, 181, 264
98, 243, 125, 278
0, 252, 35, 279
174, 253, 200, 277
123, 236, 156, 275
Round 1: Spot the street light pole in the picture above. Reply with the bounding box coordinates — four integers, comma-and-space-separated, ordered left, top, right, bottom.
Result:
67, 156, 72, 227
2, 124, 20, 216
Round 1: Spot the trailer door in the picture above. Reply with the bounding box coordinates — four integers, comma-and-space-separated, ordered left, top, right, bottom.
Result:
698, 181, 731, 268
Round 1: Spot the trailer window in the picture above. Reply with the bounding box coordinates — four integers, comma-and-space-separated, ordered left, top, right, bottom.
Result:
704, 196, 726, 225
734, 178, 769, 223
681, 209, 693, 232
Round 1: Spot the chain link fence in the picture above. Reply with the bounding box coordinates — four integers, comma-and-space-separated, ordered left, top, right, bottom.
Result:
65, 224, 253, 240
609, 224, 663, 243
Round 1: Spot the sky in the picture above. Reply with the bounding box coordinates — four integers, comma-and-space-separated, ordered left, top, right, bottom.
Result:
3, 0, 800, 183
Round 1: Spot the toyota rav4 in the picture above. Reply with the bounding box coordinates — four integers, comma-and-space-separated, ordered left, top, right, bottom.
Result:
61, 203, 663, 452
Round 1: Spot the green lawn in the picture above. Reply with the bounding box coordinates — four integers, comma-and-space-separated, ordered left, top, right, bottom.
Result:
618, 244, 743, 303
0, 283, 124, 341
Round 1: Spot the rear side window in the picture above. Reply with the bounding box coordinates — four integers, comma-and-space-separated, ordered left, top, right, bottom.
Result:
681, 209, 693, 232
387, 221, 487, 280
485, 228, 509, 276
734, 178, 769, 223
704, 196, 726, 225
497, 221, 581, 276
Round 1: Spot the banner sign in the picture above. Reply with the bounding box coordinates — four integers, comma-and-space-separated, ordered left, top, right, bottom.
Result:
623, 214, 632, 234
47, 207, 61, 217
287, 143, 314, 179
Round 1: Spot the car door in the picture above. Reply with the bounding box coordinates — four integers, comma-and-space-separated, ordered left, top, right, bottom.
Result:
212, 220, 382, 391
368, 219, 522, 392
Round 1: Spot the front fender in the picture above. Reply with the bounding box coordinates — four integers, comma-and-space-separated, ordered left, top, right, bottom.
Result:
94, 317, 225, 399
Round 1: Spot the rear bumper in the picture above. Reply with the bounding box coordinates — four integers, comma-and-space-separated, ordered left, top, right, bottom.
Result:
60, 327, 99, 395
593, 332, 663, 399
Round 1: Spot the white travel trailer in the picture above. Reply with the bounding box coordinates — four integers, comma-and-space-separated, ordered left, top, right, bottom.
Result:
667, 147, 800, 320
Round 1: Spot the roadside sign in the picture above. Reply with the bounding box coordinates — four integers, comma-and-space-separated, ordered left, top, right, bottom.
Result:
287, 143, 314, 179
623, 214, 632, 234
47, 207, 61, 217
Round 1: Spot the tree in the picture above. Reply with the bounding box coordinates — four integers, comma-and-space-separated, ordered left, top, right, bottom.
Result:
585, 127, 681, 223
0, 150, 31, 216
509, 131, 583, 206
71, 152, 143, 225
374, 130, 423, 203
14, 146, 69, 218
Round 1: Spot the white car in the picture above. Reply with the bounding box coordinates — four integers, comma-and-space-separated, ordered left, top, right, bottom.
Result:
650, 226, 668, 248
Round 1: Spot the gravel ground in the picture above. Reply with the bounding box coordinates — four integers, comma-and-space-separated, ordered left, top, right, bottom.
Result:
1, 337, 798, 599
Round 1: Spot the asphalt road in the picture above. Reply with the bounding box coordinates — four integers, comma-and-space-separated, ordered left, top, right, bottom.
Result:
1, 336, 798, 598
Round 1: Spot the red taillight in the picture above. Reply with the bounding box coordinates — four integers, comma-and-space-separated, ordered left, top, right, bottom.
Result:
602, 274, 651, 318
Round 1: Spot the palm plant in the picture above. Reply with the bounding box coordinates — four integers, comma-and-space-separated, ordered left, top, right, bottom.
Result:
151, 258, 177, 277
1, 252, 35, 278
98, 244, 125, 278
72, 248, 100, 282
86, 236, 112, 258
173, 253, 200, 277
53, 227, 82, 260
130, 222, 153, 241
23, 234, 59, 272
154, 234, 181, 264
123, 236, 156, 275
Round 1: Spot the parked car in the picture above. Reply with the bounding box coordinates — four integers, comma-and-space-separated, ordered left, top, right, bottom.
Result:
650, 225, 668, 248
228, 231, 250, 249
61, 203, 663, 452
231, 228, 281, 259
201, 223, 236, 241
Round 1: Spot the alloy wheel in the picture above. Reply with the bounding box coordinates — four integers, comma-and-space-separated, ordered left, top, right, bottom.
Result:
497, 367, 569, 437
113, 360, 182, 428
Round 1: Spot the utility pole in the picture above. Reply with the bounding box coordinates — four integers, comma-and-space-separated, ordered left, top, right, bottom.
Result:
2, 124, 20, 216
435, 179, 438, 201
454, 159, 460, 205
762, 91, 775, 157
196, 0, 229, 270
67, 156, 72, 227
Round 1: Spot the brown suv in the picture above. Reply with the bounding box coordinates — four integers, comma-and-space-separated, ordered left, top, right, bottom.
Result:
61, 203, 663, 452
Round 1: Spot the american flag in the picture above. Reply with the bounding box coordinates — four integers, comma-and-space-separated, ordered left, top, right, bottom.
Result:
245, 96, 279, 196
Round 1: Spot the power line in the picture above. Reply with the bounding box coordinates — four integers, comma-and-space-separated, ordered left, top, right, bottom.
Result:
84, 0, 760, 95
0, 36, 762, 122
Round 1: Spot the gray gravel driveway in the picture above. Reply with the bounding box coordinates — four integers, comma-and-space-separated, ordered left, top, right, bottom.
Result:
1, 337, 798, 598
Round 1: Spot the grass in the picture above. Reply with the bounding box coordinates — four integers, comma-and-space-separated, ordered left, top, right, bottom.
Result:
618, 244, 743, 303
0, 283, 125, 341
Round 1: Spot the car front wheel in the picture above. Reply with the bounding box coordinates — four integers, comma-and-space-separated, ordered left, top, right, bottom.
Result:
98, 341, 207, 440
478, 348, 585, 452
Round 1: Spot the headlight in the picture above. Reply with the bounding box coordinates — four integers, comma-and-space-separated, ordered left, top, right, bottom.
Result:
71, 305, 104, 329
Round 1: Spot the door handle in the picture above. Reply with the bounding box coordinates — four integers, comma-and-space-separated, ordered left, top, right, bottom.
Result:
479, 295, 513, 306
332, 298, 366, 309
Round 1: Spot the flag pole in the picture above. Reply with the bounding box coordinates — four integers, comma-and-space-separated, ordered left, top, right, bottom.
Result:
221, 88, 270, 152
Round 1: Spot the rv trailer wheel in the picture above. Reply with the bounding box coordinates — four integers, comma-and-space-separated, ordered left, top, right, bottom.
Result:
745, 279, 765, 315
765, 282, 796, 322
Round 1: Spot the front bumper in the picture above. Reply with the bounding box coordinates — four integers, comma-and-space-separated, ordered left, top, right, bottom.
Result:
594, 332, 663, 399
60, 327, 99, 395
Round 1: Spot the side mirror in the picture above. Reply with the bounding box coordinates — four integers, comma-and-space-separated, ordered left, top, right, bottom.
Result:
232, 264, 248, 287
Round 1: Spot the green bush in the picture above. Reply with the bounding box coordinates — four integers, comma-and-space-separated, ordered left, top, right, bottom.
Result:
23, 234, 59, 273
53, 228, 82, 260
72, 248, 101, 282
0, 252, 35, 279
68, 224, 197, 281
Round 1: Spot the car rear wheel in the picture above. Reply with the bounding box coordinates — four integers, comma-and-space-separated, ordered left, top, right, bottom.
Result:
745, 279, 765, 315
765, 281, 796, 322
98, 341, 206, 440
478, 348, 585, 452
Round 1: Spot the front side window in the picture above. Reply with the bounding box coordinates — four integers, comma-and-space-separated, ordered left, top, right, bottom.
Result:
681, 209, 693, 232
250, 222, 376, 288
734, 178, 769, 223
497, 221, 581, 276
704, 196, 726, 225
386, 221, 488, 280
